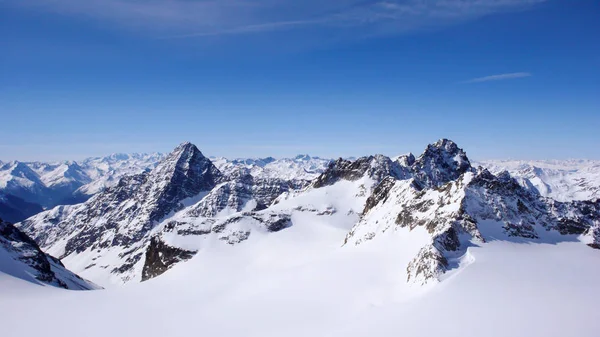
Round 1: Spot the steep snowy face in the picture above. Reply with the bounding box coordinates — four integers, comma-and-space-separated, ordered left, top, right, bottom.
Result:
477, 159, 600, 202
0, 218, 97, 290
16, 142, 222, 285
411, 139, 472, 189
347, 165, 600, 285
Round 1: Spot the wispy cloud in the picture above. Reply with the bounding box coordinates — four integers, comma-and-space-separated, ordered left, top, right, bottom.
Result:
14, 0, 547, 39
462, 72, 532, 83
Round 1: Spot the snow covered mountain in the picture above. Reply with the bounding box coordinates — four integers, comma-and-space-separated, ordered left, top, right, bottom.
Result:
0, 217, 97, 290
17, 143, 221, 285
0, 152, 328, 224
16, 139, 600, 289
211, 154, 331, 181
0, 153, 164, 220
477, 159, 600, 202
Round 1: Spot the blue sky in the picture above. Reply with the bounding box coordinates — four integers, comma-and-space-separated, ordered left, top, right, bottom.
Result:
1, 0, 599, 161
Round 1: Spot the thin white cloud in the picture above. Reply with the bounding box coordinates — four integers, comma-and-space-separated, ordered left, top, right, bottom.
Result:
13, 0, 547, 38
462, 72, 532, 83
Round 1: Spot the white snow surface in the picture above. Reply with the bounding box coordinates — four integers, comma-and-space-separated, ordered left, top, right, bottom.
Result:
1, 230, 599, 337
477, 159, 600, 201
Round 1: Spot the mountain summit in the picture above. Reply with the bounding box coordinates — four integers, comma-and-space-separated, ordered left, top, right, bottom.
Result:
411, 138, 472, 188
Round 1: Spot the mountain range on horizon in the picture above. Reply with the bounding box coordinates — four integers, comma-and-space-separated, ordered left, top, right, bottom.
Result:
2, 142, 599, 224
0, 138, 597, 289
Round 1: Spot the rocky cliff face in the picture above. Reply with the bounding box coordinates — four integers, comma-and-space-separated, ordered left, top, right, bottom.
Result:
0, 218, 97, 290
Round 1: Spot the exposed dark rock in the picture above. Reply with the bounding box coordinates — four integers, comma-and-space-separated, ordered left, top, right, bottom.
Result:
0, 218, 95, 290
313, 155, 405, 188
503, 222, 538, 239
141, 237, 196, 281
411, 138, 472, 189
258, 213, 292, 232
434, 227, 461, 252
406, 245, 448, 284
363, 176, 397, 215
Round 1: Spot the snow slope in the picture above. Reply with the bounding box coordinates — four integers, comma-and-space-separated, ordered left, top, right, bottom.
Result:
0, 231, 598, 337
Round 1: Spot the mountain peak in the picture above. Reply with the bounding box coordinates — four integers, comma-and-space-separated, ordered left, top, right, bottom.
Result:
431, 138, 457, 149
412, 139, 472, 188
172, 141, 202, 156
294, 154, 311, 161
152, 142, 218, 188
396, 153, 416, 167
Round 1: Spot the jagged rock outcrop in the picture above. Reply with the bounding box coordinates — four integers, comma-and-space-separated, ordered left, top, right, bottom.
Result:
411, 138, 472, 189
0, 218, 97, 290
141, 236, 196, 281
